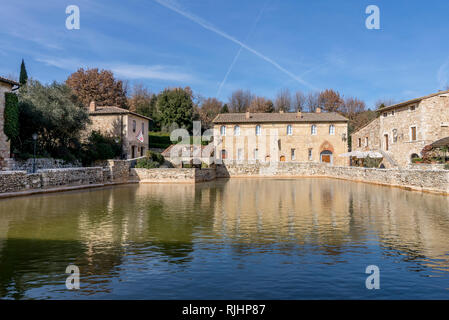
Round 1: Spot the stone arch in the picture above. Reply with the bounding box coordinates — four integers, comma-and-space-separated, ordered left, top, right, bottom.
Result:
319, 141, 334, 154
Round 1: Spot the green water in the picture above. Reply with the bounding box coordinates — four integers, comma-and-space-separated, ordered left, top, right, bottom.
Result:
1, 178, 449, 299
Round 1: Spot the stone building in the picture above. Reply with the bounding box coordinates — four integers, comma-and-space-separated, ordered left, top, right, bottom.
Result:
85, 101, 151, 159
0, 76, 19, 170
212, 109, 349, 166
351, 90, 449, 167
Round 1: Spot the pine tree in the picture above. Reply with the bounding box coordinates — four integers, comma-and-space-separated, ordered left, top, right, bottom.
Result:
19, 59, 28, 85
221, 104, 229, 113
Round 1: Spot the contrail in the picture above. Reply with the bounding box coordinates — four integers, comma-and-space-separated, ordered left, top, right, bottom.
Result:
153, 0, 315, 90
216, 0, 270, 98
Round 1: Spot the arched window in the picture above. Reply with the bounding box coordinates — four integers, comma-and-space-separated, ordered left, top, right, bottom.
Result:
287, 125, 292, 136
220, 125, 226, 136
234, 125, 240, 136
311, 125, 317, 135
329, 124, 335, 135
255, 125, 261, 136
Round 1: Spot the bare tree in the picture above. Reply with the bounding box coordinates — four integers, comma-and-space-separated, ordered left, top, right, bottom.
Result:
228, 89, 253, 113
341, 97, 366, 121
128, 83, 157, 118
198, 97, 222, 129
305, 92, 320, 112
375, 98, 396, 109
248, 96, 275, 113
292, 90, 306, 111
274, 88, 292, 112
318, 89, 343, 112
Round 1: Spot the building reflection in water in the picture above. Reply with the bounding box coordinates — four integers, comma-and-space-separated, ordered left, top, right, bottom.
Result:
0, 178, 449, 297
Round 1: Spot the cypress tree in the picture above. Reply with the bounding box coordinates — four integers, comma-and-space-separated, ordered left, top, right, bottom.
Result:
19, 59, 28, 85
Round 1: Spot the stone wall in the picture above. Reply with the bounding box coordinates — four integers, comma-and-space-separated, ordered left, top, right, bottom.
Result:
216, 161, 449, 194
0, 167, 104, 193
12, 158, 81, 172
131, 168, 216, 183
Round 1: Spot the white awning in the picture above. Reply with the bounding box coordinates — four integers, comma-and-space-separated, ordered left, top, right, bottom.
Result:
339, 151, 383, 159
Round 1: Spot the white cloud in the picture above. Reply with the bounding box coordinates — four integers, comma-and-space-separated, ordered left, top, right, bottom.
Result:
111, 64, 193, 82
36, 57, 193, 82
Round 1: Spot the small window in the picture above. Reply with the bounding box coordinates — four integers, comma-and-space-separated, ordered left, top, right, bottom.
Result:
410, 105, 416, 111
221, 149, 227, 159
329, 124, 335, 135
411, 126, 417, 141
365, 137, 369, 147
358, 138, 362, 147
287, 125, 292, 136
383, 113, 388, 117
391, 110, 395, 116
141, 122, 145, 134
220, 126, 226, 136
255, 125, 261, 136
234, 125, 240, 136
311, 125, 317, 135
308, 148, 313, 161
140, 147, 145, 157
291, 148, 296, 161
132, 120, 136, 133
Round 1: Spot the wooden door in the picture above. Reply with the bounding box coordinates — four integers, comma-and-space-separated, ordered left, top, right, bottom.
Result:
280, 156, 286, 162
321, 155, 331, 163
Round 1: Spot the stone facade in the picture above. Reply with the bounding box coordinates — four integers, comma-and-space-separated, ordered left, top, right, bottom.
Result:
213, 111, 349, 167
85, 102, 150, 159
0, 78, 19, 169
352, 91, 449, 167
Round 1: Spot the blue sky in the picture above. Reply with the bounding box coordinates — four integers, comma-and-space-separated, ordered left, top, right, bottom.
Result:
1, 0, 448, 108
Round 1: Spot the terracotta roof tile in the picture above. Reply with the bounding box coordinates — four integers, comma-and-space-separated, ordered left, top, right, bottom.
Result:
89, 106, 152, 121
0, 76, 20, 86
212, 112, 348, 124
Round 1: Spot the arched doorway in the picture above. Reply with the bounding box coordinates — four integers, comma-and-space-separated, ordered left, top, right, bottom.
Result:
320, 150, 333, 164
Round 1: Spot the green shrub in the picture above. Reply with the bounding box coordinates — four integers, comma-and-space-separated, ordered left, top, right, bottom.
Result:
412, 158, 423, 163
149, 131, 171, 149
444, 163, 449, 170
146, 150, 165, 164
4, 92, 19, 141
80, 131, 121, 166
136, 157, 159, 169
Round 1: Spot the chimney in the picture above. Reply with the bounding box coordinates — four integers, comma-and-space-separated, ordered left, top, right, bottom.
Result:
297, 110, 302, 118
279, 109, 284, 114
316, 107, 321, 113
89, 100, 97, 112
245, 111, 250, 119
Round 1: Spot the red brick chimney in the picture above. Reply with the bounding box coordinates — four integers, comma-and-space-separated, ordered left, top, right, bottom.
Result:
89, 100, 97, 112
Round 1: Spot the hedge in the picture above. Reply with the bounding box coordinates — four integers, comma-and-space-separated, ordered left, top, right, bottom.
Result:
4, 92, 19, 141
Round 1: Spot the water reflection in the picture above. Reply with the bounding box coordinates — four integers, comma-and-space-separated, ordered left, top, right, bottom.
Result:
0, 179, 449, 299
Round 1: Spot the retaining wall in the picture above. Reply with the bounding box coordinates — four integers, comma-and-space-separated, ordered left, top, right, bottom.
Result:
216, 161, 449, 194
131, 168, 216, 183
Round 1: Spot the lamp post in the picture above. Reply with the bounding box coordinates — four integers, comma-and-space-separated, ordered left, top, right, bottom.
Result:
32, 133, 38, 173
